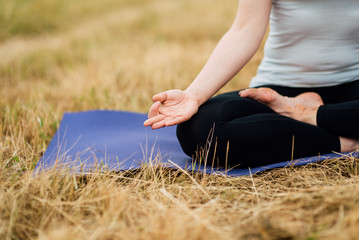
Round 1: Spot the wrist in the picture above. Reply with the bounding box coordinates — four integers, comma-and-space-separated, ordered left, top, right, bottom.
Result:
184, 88, 204, 106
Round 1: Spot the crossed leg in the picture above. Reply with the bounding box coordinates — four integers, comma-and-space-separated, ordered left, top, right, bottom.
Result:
177, 91, 341, 168
239, 87, 359, 152
177, 81, 359, 168
239, 88, 323, 126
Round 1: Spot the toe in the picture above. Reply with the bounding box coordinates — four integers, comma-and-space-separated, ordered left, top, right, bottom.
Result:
240, 88, 278, 103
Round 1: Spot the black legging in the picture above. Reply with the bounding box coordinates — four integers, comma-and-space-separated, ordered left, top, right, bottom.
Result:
176, 80, 359, 168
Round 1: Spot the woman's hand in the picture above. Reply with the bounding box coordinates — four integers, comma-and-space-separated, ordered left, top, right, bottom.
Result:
144, 0, 272, 130
144, 89, 200, 129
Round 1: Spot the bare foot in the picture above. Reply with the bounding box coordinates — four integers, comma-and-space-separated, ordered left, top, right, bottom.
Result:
340, 137, 359, 152
239, 87, 324, 126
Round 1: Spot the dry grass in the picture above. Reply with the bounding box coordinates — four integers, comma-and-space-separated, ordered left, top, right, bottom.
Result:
1, 0, 359, 239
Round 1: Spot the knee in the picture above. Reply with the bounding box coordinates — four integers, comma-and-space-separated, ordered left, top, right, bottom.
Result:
177, 122, 244, 168
176, 114, 234, 161
176, 118, 215, 158
175, 94, 249, 160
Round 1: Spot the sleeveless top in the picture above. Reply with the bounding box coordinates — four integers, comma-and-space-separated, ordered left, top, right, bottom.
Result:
250, 0, 359, 88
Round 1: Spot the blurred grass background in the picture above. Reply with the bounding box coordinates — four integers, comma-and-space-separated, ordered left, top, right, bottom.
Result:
0, 0, 143, 40
1, 0, 359, 239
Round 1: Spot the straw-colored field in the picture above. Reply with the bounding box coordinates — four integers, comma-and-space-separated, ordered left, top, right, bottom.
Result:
1, 0, 359, 239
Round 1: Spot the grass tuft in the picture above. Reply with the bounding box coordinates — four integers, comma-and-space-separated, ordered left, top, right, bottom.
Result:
1, 0, 358, 239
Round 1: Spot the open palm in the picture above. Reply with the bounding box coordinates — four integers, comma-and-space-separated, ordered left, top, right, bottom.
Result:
144, 89, 199, 129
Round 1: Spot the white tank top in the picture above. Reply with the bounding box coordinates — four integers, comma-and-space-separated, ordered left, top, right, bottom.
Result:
250, 0, 359, 88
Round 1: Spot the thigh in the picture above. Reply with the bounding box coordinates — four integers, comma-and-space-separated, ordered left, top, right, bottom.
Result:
215, 113, 340, 168
332, 79, 359, 102
178, 112, 340, 168
317, 99, 359, 138
261, 79, 359, 104
201, 90, 276, 122
179, 90, 275, 137
309, 80, 359, 104
176, 91, 276, 160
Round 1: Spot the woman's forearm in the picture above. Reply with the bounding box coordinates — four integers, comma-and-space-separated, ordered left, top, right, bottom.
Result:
185, 29, 265, 105
145, 0, 272, 129
185, 0, 272, 105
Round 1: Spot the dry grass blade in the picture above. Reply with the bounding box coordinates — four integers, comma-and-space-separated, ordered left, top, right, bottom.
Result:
168, 160, 212, 200
1, 0, 359, 239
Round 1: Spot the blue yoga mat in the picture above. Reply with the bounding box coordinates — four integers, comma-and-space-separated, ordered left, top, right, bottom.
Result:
35, 110, 359, 177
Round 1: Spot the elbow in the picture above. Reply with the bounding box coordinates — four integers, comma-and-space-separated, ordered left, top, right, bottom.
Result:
226, 26, 266, 50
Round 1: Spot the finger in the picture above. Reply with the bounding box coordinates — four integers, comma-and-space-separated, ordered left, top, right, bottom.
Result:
152, 92, 167, 103
151, 119, 167, 129
151, 116, 175, 129
148, 101, 161, 118
144, 114, 166, 127
144, 114, 166, 126
164, 116, 187, 126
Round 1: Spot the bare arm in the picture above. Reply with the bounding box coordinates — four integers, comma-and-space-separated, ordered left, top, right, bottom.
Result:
144, 0, 272, 129
186, 0, 272, 105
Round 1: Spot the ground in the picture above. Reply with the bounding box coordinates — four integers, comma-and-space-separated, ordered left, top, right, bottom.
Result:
1, 0, 359, 239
